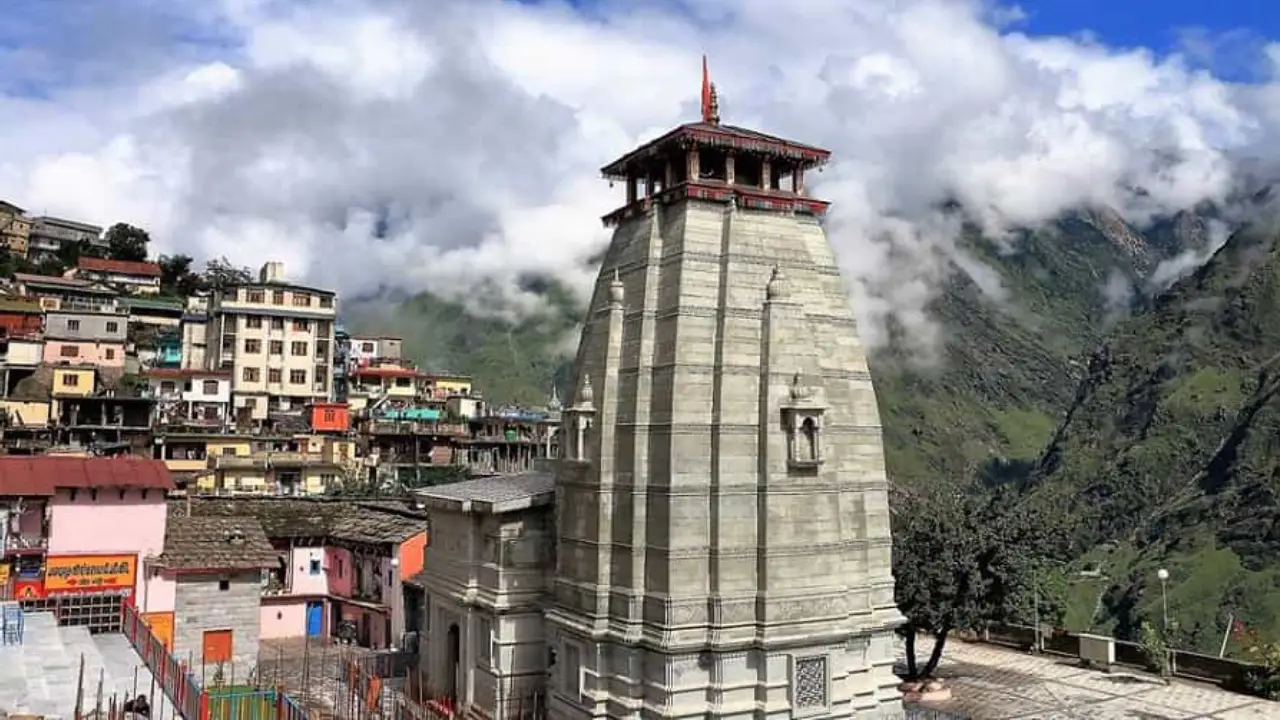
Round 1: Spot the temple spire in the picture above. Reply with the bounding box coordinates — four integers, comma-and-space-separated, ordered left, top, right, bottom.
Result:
700, 55, 719, 125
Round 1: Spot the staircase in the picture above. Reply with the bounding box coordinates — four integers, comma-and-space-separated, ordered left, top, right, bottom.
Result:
0, 612, 155, 719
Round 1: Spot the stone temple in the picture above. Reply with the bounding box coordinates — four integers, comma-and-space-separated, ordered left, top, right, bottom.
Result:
414, 62, 903, 720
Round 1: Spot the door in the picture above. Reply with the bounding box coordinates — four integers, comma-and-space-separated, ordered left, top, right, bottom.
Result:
305, 601, 323, 637
202, 629, 233, 665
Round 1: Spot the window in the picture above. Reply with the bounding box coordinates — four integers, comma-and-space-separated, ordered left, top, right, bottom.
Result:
291, 341, 308, 357
269, 340, 284, 355
105, 321, 119, 334
323, 409, 336, 423
319, 296, 333, 309
268, 369, 282, 384
271, 318, 284, 330
60, 345, 79, 357
395, 377, 411, 388
202, 380, 218, 395
361, 342, 374, 353
244, 339, 261, 354
160, 381, 176, 394
66, 319, 80, 332
292, 319, 310, 332
562, 642, 581, 697
272, 290, 285, 305
476, 617, 493, 668
242, 367, 260, 382
218, 579, 230, 592
247, 290, 264, 303
246, 316, 262, 329
61, 373, 79, 387
309, 559, 321, 575
289, 369, 307, 385
292, 292, 311, 307
315, 367, 328, 386
104, 348, 115, 360
243, 397, 258, 409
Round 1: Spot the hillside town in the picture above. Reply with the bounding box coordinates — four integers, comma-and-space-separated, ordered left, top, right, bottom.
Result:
0, 201, 562, 715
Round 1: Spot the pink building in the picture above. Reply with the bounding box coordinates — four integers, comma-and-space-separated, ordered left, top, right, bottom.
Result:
0, 457, 174, 632
44, 339, 126, 368
261, 546, 330, 640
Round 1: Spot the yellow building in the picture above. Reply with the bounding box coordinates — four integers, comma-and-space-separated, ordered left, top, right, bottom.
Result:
51, 366, 96, 398
430, 373, 472, 397
189, 433, 353, 495
0, 201, 31, 256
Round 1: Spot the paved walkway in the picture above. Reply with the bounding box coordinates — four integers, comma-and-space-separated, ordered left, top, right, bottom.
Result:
908, 637, 1279, 719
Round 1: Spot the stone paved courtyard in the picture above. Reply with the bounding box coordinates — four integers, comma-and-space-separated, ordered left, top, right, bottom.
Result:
906, 637, 1280, 719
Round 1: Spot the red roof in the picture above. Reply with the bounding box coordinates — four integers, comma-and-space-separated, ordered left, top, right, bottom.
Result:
77, 257, 162, 278
0, 457, 175, 497
352, 366, 422, 379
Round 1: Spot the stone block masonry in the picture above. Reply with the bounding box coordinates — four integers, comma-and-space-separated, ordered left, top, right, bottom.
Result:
172, 571, 264, 676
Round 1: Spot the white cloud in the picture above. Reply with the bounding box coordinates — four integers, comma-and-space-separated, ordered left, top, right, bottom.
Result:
0, 0, 1275, 346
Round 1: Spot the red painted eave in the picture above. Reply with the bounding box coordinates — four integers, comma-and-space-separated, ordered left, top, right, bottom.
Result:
600, 122, 831, 178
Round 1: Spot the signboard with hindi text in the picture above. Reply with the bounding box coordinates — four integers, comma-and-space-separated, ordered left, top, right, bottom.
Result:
44, 554, 137, 594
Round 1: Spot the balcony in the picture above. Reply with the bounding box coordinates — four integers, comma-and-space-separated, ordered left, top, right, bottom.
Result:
3, 534, 48, 554
366, 421, 468, 437
209, 452, 338, 470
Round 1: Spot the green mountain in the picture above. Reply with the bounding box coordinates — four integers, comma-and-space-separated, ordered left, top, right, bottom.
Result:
1027, 219, 1280, 653
342, 277, 579, 407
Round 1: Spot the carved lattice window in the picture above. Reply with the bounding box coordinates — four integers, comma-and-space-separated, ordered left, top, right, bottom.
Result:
793, 655, 828, 708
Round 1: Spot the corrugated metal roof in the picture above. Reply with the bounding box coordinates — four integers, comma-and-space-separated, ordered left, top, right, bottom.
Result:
0, 457, 176, 496
77, 257, 162, 278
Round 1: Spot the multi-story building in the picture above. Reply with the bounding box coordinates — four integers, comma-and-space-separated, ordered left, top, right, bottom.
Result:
11, 273, 118, 313
179, 295, 210, 371
68, 257, 162, 296
0, 201, 31, 256
347, 335, 403, 365
43, 307, 128, 369
49, 366, 155, 454
0, 455, 174, 630
203, 262, 337, 422
27, 216, 105, 263
143, 368, 233, 429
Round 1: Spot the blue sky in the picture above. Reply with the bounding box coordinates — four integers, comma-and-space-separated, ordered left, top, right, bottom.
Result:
1015, 0, 1278, 50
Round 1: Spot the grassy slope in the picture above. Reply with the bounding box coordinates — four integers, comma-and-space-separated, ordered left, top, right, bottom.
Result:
1028, 224, 1280, 651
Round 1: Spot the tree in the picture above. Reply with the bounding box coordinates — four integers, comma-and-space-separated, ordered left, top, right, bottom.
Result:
158, 254, 201, 298
103, 223, 150, 262
200, 256, 254, 292
892, 484, 1068, 680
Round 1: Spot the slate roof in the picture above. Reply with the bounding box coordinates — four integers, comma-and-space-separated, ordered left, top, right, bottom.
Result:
157, 516, 278, 572
173, 496, 428, 546
412, 471, 554, 514
0, 457, 175, 497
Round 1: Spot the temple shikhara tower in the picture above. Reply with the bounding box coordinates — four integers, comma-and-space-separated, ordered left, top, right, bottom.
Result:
544, 59, 905, 718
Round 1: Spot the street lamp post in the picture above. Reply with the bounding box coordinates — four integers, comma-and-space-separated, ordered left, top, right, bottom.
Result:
1157, 568, 1175, 675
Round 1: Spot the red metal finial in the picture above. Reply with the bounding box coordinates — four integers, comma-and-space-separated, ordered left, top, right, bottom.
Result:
701, 55, 713, 123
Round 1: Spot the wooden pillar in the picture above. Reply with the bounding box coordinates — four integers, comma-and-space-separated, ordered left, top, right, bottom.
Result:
725, 153, 736, 185
794, 166, 805, 194
664, 159, 675, 188
687, 148, 701, 182
644, 174, 655, 198
761, 160, 772, 190
625, 175, 638, 204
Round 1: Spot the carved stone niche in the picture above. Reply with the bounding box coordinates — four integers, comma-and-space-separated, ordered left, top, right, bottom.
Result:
563, 375, 597, 462
782, 372, 825, 472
